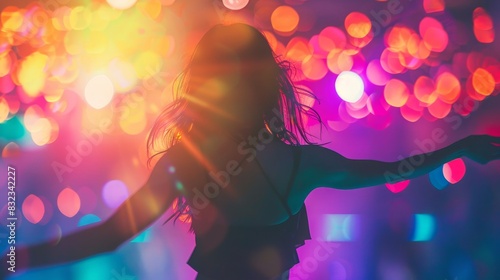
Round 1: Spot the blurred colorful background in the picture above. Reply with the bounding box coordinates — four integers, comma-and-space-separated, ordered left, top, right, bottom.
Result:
1, 0, 499, 279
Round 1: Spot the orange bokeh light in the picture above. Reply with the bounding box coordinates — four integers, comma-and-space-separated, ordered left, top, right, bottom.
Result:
271, 6, 299, 33
436, 72, 461, 104
302, 55, 328, 80
318, 26, 347, 52
414, 76, 437, 104
428, 98, 451, 119
384, 79, 409, 107
285, 37, 312, 62
345, 12, 372, 39
423, 0, 445, 14
419, 17, 448, 52
472, 68, 495, 96
380, 48, 405, 74
386, 26, 413, 52
327, 50, 353, 74
473, 7, 493, 31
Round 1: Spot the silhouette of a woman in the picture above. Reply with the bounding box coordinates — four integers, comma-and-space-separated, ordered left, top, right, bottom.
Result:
2, 23, 500, 280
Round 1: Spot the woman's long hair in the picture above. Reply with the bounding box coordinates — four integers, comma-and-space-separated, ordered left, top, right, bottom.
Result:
146, 23, 324, 228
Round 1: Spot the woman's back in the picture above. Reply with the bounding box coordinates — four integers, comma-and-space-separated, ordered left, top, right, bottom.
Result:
180, 131, 311, 279
183, 130, 307, 226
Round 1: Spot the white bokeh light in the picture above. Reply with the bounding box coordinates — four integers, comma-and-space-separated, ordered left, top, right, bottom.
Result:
335, 71, 365, 103
84, 75, 115, 109
222, 0, 249, 10
106, 0, 137, 10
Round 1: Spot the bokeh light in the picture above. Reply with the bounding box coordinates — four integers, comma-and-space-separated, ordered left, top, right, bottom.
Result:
429, 166, 449, 190
223, 0, 249, 10
344, 12, 371, 39
271, 6, 299, 33
17, 52, 48, 97
318, 26, 347, 52
473, 7, 495, 43
384, 79, 409, 107
419, 17, 448, 53
335, 71, 364, 103
57, 187, 81, 218
102, 179, 129, 209
385, 180, 410, 193
84, 75, 115, 109
0, 96, 9, 122
472, 68, 495, 96
323, 214, 358, 241
22, 194, 45, 224
366, 59, 390, 86
78, 213, 102, 227
0, 2, 499, 278
443, 158, 466, 184
106, 0, 138, 10
423, 0, 445, 13
411, 214, 435, 241
302, 55, 328, 80
414, 76, 437, 105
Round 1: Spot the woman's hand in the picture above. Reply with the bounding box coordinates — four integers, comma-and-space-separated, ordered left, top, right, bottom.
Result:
461, 135, 500, 164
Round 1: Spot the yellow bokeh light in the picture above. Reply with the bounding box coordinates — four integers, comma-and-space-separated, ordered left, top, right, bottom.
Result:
137, 0, 162, 19
133, 51, 162, 79
85, 30, 109, 54
0, 97, 9, 123
119, 99, 147, 135
84, 75, 115, 109
64, 30, 84, 55
96, 5, 123, 21
0, 51, 13, 77
69, 6, 92, 30
24, 104, 44, 131
18, 52, 48, 97
1, 7, 23, 32
30, 117, 51, 146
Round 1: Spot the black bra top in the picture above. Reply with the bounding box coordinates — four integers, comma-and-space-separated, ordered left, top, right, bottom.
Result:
187, 144, 311, 280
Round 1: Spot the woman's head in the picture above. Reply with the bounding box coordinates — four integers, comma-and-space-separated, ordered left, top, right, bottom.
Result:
186, 23, 281, 128
148, 23, 322, 160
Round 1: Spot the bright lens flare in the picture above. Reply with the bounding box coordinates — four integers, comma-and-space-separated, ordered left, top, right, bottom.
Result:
84, 75, 115, 109
335, 71, 364, 103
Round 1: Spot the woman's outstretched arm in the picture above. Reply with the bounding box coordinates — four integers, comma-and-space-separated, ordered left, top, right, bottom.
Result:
300, 135, 500, 191
1, 145, 185, 274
